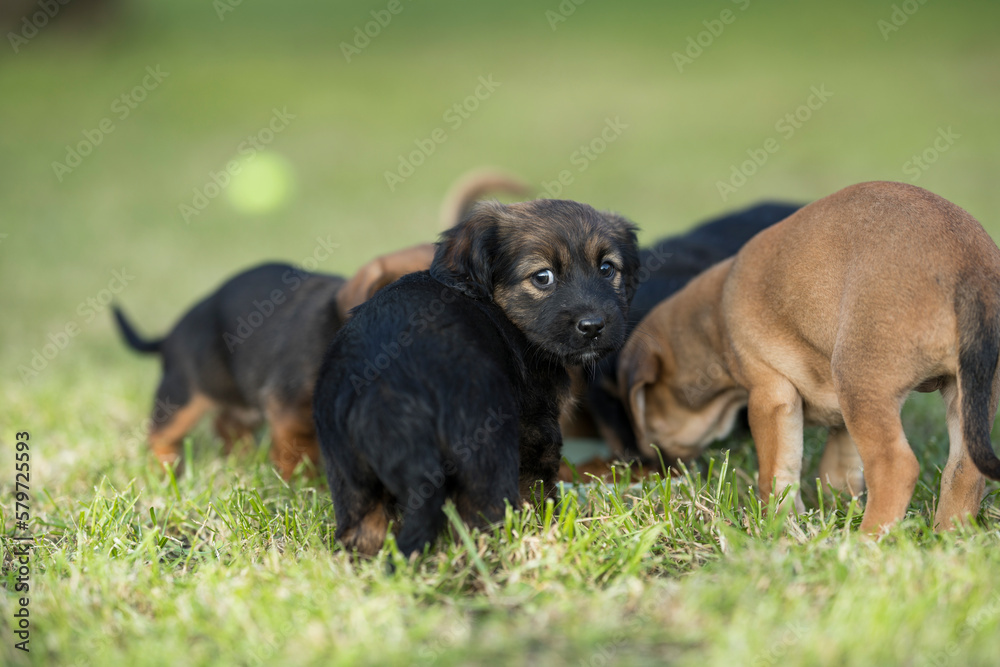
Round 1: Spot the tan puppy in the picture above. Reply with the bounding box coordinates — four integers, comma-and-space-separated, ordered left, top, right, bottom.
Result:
334, 244, 437, 318
335, 168, 529, 318
619, 181, 1000, 533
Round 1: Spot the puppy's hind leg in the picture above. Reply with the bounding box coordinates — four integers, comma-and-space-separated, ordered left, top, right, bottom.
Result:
455, 439, 520, 534
214, 408, 261, 456
838, 388, 917, 534
391, 466, 450, 558
934, 379, 990, 529
329, 464, 391, 558
266, 400, 321, 480
817, 426, 865, 497
147, 375, 213, 474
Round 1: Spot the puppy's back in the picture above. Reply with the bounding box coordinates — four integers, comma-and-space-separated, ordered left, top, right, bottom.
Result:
157, 263, 312, 405
318, 272, 521, 445
314, 271, 522, 555
170, 263, 343, 406
728, 181, 1000, 358
219, 265, 345, 404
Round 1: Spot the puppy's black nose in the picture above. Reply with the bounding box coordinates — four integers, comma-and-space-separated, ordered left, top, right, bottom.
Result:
576, 316, 605, 339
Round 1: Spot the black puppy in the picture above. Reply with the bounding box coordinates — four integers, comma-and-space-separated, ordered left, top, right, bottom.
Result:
575, 202, 802, 464
114, 263, 346, 477
313, 199, 640, 556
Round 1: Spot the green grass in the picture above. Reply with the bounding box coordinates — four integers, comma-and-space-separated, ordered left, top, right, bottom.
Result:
4, 0, 1000, 664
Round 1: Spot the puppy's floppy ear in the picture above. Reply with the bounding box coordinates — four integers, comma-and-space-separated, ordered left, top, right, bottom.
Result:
617, 335, 662, 442
607, 213, 641, 305
430, 201, 503, 300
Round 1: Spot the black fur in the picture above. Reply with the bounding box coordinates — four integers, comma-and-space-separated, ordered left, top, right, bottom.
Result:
113, 262, 346, 471
314, 199, 639, 556
957, 287, 1000, 479
114, 306, 163, 354
582, 202, 802, 463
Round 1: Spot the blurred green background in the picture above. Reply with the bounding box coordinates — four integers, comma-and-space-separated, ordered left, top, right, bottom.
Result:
2, 0, 999, 400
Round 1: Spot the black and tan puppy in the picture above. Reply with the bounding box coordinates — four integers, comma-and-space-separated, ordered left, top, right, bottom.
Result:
565, 202, 800, 464
114, 264, 346, 478
313, 199, 639, 556
113, 170, 527, 478
619, 181, 1000, 533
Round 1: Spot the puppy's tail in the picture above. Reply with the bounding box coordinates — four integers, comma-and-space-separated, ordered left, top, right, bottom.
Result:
439, 167, 530, 228
112, 305, 163, 354
956, 287, 1000, 479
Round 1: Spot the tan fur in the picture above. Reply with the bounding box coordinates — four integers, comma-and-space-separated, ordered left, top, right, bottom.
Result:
340, 505, 390, 557
265, 400, 321, 480
559, 367, 600, 438
817, 426, 865, 497
619, 182, 1000, 533
148, 394, 215, 471
335, 244, 436, 319
214, 407, 262, 456
437, 167, 529, 229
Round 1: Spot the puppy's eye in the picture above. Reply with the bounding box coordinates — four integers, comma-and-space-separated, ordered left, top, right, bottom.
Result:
599, 261, 616, 279
531, 269, 556, 288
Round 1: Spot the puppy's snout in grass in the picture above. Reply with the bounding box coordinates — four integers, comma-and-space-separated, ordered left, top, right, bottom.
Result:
619, 180, 1000, 534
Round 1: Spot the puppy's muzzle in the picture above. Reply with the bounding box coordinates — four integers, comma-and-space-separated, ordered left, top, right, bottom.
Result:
576, 315, 606, 339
